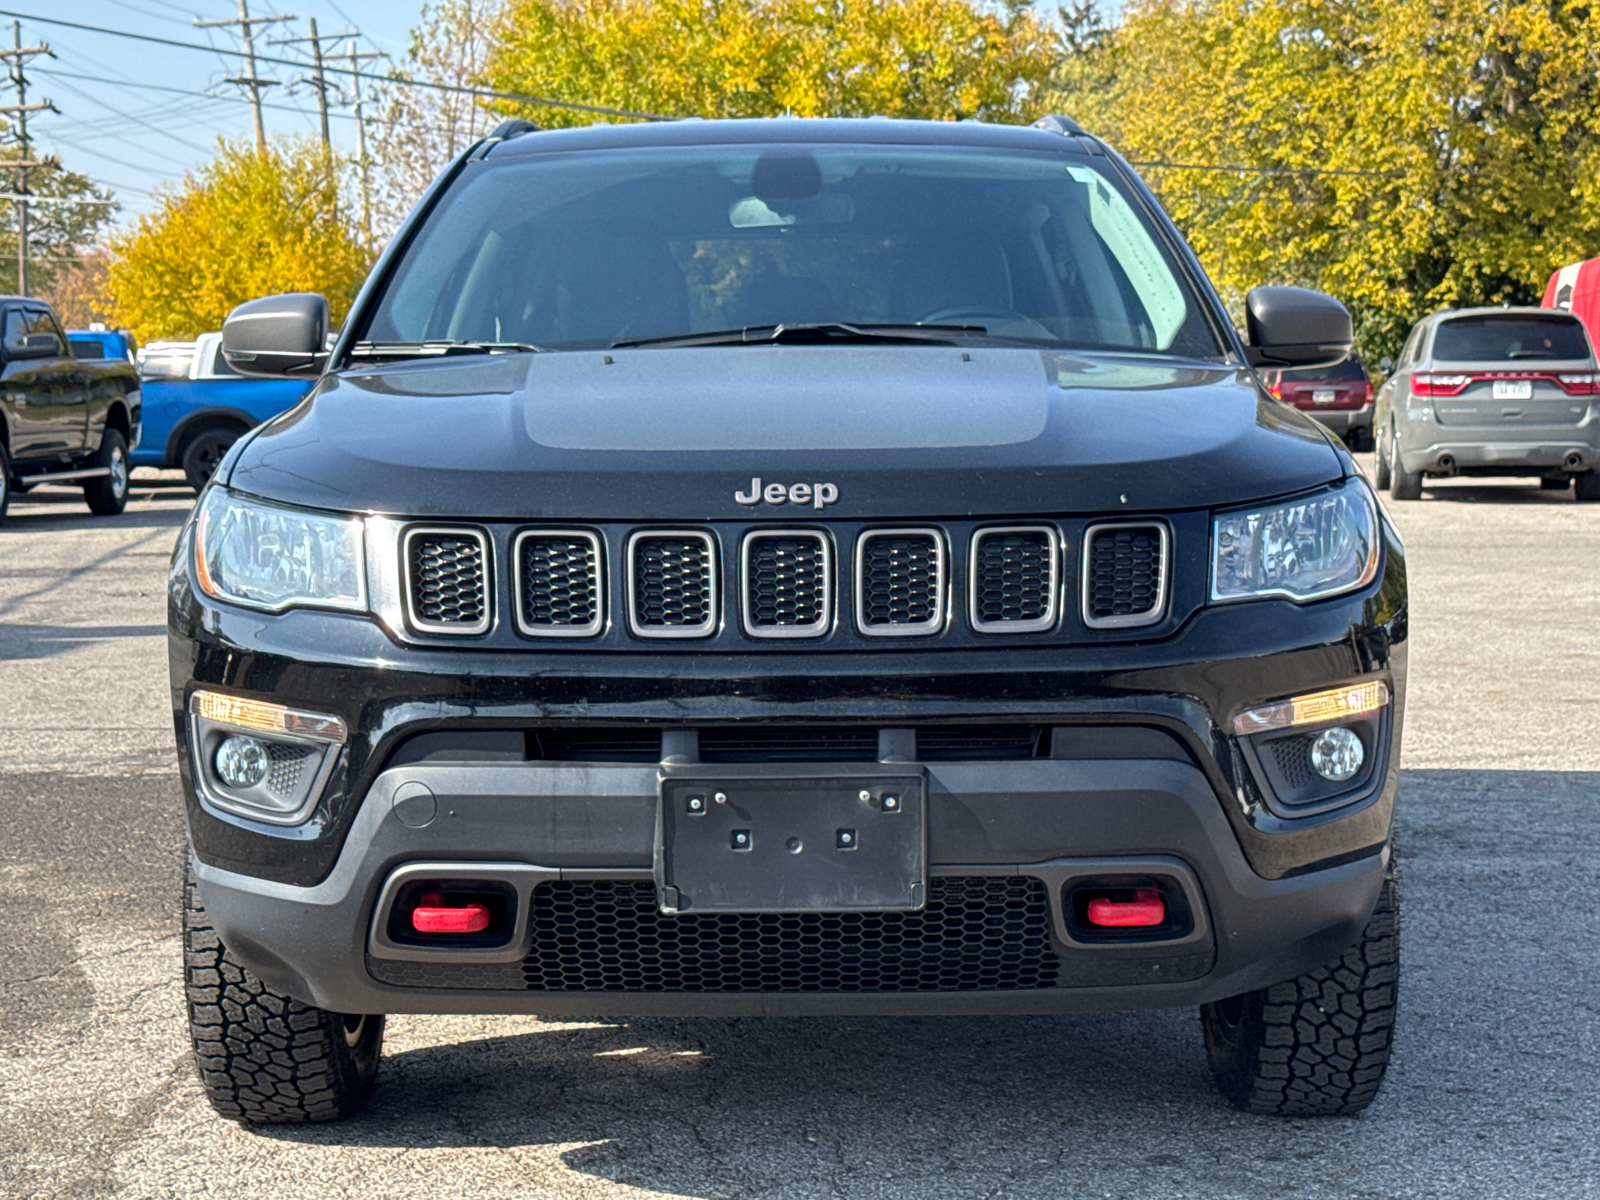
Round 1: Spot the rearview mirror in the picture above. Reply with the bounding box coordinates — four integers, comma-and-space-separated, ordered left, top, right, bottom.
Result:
222, 293, 329, 377
1244, 286, 1352, 370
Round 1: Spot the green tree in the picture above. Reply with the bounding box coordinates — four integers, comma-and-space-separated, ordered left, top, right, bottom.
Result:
105, 139, 371, 344
1047, 0, 1600, 362
482, 0, 1056, 127
0, 152, 117, 298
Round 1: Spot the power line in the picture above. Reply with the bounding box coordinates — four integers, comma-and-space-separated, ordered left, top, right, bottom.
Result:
0, 8, 677, 121
195, 1, 295, 151
0, 19, 57, 295
33, 65, 356, 121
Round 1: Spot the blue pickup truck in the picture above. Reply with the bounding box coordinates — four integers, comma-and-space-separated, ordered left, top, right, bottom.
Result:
125, 332, 312, 490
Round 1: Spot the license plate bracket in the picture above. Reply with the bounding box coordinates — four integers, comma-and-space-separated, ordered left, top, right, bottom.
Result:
656, 765, 927, 914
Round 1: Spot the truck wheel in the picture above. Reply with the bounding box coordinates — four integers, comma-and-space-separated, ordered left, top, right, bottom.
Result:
184, 856, 384, 1123
0, 442, 10, 525
1200, 862, 1399, 1117
1386, 428, 1423, 501
181, 427, 239, 492
83, 429, 131, 515
1575, 471, 1600, 502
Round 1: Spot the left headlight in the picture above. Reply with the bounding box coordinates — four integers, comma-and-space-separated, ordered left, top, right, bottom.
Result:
194, 487, 367, 613
1211, 478, 1379, 604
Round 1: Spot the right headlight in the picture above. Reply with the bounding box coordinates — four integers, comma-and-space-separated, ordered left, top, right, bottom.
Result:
194, 487, 368, 613
1211, 478, 1380, 603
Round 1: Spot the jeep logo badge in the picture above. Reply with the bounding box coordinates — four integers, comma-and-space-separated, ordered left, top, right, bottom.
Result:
734, 477, 839, 510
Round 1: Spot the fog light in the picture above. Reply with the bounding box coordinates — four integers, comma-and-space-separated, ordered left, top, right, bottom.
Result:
215, 735, 270, 789
1309, 727, 1364, 782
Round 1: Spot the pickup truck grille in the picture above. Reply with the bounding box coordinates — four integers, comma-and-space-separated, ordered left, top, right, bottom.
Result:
742, 531, 830, 637
515, 531, 602, 637
404, 528, 490, 634
628, 531, 716, 638
970, 526, 1058, 633
856, 529, 944, 636
1083, 522, 1167, 629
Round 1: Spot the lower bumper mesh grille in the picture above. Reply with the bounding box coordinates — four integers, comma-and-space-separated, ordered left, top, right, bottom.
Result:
521, 877, 1059, 992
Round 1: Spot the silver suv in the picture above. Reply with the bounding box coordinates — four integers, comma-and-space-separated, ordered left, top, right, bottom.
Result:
1375, 306, 1600, 500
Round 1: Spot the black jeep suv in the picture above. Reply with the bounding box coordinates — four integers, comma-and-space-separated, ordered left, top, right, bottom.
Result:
172, 116, 1406, 1123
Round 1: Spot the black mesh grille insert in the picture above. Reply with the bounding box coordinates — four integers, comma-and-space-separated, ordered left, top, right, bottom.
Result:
522, 877, 1059, 992
973, 530, 1055, 627
632, 535, 713, 631
746, 535, 828, 631
1086, 525, 1164, 623
407, 531, 488, 629
1270, 735, 1315, 789
518, 534, 600, 632
916, 725, 1045, 761
860, 533, 940, 629
698, 726, 878, 762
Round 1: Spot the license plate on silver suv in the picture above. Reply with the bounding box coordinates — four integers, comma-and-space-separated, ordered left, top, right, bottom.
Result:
1492, 380, 1533, 400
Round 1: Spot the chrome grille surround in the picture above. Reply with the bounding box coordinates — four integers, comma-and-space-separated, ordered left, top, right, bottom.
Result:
740, 529, 833, 639
1081, 521, 1169, 630
513, 529, 604, 638
402, 525, 492, 636
968, 525, 1061, 634
626, 529, 718, 639
854, 528, 946, 637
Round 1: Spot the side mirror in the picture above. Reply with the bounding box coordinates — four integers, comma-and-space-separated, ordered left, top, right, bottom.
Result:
222, 293, 329, 377
1244, 286, 1352, 369
1378, 355, 1394, 375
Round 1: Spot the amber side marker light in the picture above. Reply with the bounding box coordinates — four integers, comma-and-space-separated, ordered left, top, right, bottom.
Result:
1232, 680, 1390, 736
190, 691, 348, 743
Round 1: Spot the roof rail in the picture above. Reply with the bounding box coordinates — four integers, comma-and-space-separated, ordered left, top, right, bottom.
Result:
487, 118, 541, 142
1032, 114, 1085, 136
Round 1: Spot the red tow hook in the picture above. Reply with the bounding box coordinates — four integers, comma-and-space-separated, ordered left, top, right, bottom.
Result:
411, 892, 491, 934
1085, 889, 1166, 929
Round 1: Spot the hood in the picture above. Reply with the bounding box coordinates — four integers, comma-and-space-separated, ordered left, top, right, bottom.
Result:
226, 347, 1343, 519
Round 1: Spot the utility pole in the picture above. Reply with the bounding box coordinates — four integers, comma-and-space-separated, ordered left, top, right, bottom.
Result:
195, 1, 294, 153
0, 22, 58, 297
346, 42, 384, 247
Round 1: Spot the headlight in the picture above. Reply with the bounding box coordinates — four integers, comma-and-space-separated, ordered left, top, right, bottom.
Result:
194, 488, 367, 613
1211, 479, 1379, 603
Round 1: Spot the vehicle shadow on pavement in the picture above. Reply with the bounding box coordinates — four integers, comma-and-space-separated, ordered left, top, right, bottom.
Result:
0, 622, 167, 661
241, 767, 1600, 1198
3, 500, 192, 534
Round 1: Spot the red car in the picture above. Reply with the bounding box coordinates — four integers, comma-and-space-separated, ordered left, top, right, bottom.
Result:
1265, 355, 1373, 449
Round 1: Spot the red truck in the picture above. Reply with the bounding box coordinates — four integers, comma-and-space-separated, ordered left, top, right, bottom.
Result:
1542, 257, 1600, 347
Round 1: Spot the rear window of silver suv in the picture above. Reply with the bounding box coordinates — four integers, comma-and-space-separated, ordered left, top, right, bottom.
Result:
1432, 314, 1591, 362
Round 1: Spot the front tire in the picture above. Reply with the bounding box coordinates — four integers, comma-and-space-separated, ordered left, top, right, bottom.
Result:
181, 427, 239, 492
184, 857, 384, 1123
1200, 864, 1398, 1117
82, 429, 130, 515
1372, 427, 1392, 489
0, 442, 11, 525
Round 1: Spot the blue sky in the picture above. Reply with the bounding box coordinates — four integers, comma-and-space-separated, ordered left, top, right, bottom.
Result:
15, 0, 423, 221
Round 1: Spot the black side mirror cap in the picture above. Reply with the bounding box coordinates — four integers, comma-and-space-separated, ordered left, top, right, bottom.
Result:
221, 293, 330, 377
1244, 285, 1353, 370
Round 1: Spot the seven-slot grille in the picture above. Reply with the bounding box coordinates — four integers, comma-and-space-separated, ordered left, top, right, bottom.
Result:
969, 526, 1060, 633
398, 521, 1171, 641
855, 529, 944, 636
627, 530, 717, 638
515, 530, 603, 637
1082, 522, 1169, 629
741, 531, 832, 638
404, 527, 491, 634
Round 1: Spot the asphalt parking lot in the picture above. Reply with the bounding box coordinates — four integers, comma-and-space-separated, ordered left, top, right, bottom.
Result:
1, 463, 1597, 1199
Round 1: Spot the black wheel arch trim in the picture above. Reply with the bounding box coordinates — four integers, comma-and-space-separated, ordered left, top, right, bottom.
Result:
165, 406, 259, 466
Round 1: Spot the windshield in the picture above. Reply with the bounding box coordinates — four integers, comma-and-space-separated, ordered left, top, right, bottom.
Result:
1432, 315, 1591, 362
358, 143, 1223, 358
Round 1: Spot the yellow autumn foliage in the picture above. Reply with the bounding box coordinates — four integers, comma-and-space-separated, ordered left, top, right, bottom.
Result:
484, 0, 1056, 126
106, 140, 372, 344
1050, 0, 1600, 359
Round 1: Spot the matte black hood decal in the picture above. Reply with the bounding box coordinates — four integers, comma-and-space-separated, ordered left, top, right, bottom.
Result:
228, 347, 1342, 519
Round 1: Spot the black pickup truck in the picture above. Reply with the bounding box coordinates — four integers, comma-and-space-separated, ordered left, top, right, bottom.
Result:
174, 116, 1406, 1124
0, 297, 141, 523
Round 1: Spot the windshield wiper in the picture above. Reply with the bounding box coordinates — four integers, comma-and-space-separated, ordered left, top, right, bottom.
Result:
612, 322, 991, 349
347, 339, 545, 361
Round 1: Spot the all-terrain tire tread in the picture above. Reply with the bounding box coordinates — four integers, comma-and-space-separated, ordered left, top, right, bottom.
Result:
1203, 867, 1399, 1117
183, 858, 382, 1123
